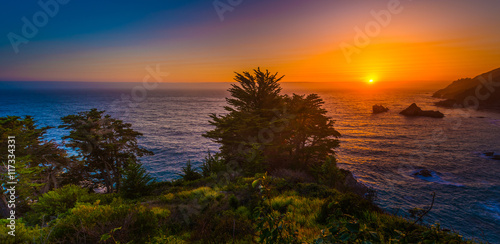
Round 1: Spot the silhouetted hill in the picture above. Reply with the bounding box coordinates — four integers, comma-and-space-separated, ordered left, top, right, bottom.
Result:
433, 67, 500, 110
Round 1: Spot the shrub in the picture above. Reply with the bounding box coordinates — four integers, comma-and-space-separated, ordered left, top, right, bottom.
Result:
311, 157, 345, 188
314, 214, 474, 244
176, 186, 223, 204
314, 217, 382, 243
0, 219, 45, 244
147, 234, 188, 244
270, 195, 293, 214
337, 192, 377, 217
253, 173, 301, 244
178, 160, 202, 181
191, 209, 254, 243
121, 162, 155, 199
25, 185, 119, 226
49, 198, 167, 243
316, 197, 340, 225
200, 152, 226, 177
268, 193, 324, 227
271, 168, 315, 184
295, 183, 339, 199
316, 192, 377, 226
229, 194, 240, 209
25, 184, 89, 225
235, 206, 252, 219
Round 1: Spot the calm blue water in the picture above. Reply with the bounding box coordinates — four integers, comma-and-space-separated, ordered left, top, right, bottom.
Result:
1, 82, 499, 242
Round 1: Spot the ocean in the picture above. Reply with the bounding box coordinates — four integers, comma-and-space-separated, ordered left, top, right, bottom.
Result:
1, 81, 499, 242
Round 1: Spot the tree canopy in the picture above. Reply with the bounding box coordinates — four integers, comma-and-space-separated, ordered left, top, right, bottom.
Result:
204, 68, 340, 175
0, 116, 72, 215
59, 109, 153, 193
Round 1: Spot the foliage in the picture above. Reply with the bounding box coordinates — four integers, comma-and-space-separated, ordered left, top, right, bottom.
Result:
25, 184, 118, 226
200, 152, 226, 177
314, 214, 473, 244
178, 160, 202, 182
191, 208, 254, 243
59, 108, 153, 193
25, 184, 89, 225
100, 226, 122, 243
316, 192, 378, 225
409, 207, 426, 221
270, 168, 315, 184
146, 234, 188, 244
49, 198, 166, 243
204, 68, 340, 176
314, 216, 382, 243
175, 186, 223, 203
253, 173, 301, 244
0, 219, 48, 244
269, 193, 325, 227
203, 68, 283, 175
121, 162, 155, 199
279, 94, 341, 170
229, 194, 240, 209
294, 183, 339, 199
312, 156, 345, 188
2, 174, 478, 244
0, 116, 74, 215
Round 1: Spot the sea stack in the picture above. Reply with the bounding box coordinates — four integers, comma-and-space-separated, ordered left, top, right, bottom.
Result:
400, 103, 444, 118
373, 104, 389, 114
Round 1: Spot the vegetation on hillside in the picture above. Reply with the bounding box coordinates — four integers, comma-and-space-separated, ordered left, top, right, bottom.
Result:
0, 69, 482, 243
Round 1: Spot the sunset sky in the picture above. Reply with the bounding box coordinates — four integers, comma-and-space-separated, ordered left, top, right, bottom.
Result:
1, 0, 499, 87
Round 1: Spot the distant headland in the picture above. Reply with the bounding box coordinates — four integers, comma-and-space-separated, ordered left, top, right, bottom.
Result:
433, 67, 500, 111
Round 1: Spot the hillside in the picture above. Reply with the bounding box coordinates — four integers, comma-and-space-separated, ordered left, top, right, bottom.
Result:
433, 67, 500, 110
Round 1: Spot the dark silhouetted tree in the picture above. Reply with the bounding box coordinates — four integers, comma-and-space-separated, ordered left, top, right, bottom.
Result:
60, 109, 153, 193
121, 161, 155, 199
204, 68, 285, 174
204, 68, 340, 175
178, 160, 202, 181
279, 94, 341, 170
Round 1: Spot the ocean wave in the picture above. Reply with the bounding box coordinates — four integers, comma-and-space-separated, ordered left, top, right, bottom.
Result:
479, 202, 500, 222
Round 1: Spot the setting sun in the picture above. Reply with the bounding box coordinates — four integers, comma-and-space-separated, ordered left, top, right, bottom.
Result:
369, 79, 374, 83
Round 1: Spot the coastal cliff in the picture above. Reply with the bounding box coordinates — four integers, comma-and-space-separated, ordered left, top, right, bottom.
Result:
433, 67, 500, 110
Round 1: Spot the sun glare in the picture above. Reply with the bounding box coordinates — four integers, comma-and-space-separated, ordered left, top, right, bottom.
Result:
365, 75, 377, 84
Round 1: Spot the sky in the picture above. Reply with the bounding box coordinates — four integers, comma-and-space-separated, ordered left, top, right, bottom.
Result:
0, 0, 499, 87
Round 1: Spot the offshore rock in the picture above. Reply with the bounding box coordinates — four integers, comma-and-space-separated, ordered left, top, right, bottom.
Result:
373, 104, 389, 114
413, 169, 433, 177
400, 103, 444, 118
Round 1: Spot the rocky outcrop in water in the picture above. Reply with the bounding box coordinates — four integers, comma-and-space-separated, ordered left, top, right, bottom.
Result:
400, 103, 444, 118
373, 104, 389, 114
484, 152, 500, 160
413, 169, 433, 177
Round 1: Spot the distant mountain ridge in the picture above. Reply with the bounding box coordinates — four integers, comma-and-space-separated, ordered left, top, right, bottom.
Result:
433, 67, 500, 110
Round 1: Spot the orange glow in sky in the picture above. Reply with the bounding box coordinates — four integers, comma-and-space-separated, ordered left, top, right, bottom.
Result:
0, 0, 499, 88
